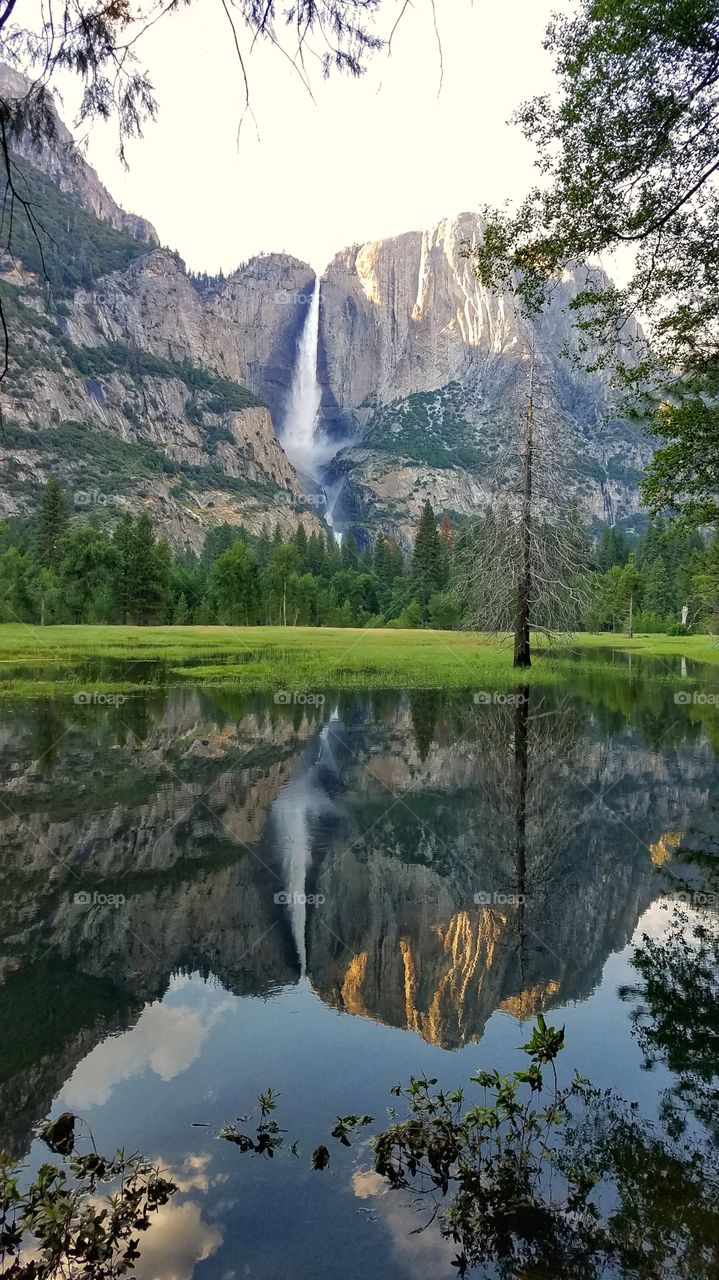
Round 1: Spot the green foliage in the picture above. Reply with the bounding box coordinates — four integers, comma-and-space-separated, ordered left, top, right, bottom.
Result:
642, 397, 719, 526
3, 159, 150, 296
34, 476, 69, 573
586, 517, 715, 633
469, 0, 719, 529
411, 500, 446, 607
208, 541, 262, 625
125, 513, 171, 625
596, 525, 629, 572
364, 384, 488, 469
428, 590, 460, 630
61, 338, 263, 412
0, 1121, 176, 1277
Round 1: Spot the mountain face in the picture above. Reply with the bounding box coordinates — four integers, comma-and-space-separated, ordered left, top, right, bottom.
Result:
2, 684, 714, 1152
0, 64, 158, 246
0, 64, 649, 549
0, 68, 322, 547
317, 215, 651, 544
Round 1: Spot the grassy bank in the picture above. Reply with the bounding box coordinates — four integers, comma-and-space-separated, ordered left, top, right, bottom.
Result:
0, 623, 716, 700
564, 632, 719, 663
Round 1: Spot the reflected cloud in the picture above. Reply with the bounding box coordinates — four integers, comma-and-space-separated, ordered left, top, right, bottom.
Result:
61, 989, 234, 1108
351, 1166, 453, 1276
133, 1199, 223, 1280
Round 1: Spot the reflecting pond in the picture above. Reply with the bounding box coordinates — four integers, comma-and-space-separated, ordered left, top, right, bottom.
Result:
1, 671, 719, 1277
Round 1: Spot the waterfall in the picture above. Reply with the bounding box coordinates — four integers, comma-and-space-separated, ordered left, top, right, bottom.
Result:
282, 277, 346, 542
283, 278, 323, 479
275, 784, 313, 976
272, 717, 340, 976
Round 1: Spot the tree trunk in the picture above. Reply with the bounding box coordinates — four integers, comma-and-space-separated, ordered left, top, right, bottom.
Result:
514, 348, 534, 668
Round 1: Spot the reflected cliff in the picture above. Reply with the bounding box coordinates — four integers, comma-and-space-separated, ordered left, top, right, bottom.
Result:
1, 677, 718, 1153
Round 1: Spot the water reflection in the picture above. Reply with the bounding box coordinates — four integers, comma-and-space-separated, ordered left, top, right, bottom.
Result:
1, 676, 718, 1274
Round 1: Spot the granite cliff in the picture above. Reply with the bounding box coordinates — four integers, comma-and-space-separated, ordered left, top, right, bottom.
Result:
317, 214, 650, 545
0, 64, 649, 551
0, 67, 322, 547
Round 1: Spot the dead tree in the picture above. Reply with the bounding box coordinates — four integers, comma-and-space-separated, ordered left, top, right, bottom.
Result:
457, 333, 591, 666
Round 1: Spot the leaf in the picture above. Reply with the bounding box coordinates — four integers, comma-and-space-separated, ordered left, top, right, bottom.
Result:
311, 1145, 331, 1171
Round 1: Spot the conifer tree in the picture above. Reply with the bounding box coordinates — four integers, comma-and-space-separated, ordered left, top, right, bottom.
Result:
35, 478, 69, 572
341, 529, 359, 570
256, 523, 272, 568
411, 501, 443, 605
643, 557, 673, 620
127, 514, 170, 624
112, 512, 136, 624
293, 523, 308, 572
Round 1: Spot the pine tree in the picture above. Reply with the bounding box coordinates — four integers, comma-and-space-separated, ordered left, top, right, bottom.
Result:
112, 511, 135, 623
174, 592, 191, 624
643, 556, 673, 620
127, 514, 169, 624
306, 531, 326, 577
35, 478, 69, 572
373, 534, 391, 587
256, 523, 272, 568
341, 529, 359, 570
411, 501, 443, 605
596, 525, 629, 571
293, 523, 308, 572
619, 557, 642, 637
386, 537, 405, 583
208, 542, 261, 624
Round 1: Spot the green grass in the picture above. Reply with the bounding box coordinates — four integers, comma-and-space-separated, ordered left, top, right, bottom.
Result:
0, 624, 716, 700
565, 632, 719, 663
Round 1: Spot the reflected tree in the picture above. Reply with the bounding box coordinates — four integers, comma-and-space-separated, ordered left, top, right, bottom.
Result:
621, 903, 719, 1140
409, 689, 443, 761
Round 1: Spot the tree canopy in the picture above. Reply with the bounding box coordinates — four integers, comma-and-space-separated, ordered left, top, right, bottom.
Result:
469, 0, 719, 526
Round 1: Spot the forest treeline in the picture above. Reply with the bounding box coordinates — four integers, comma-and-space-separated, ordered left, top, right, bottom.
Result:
0, 479, 717, 632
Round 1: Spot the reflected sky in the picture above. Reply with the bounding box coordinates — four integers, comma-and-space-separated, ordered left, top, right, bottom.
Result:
2, 674, 718, 1277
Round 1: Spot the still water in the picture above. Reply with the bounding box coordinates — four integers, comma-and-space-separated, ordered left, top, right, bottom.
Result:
1, 669, 718, 1277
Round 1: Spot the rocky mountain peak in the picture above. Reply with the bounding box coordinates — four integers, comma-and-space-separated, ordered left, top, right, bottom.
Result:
0, 62, 158, 244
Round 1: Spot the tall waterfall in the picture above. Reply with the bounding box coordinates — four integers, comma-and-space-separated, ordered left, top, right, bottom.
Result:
282, 278, 323, 479
271, 716, 340, 977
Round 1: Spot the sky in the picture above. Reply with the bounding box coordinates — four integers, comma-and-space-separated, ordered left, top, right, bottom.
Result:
48, 0, 574, 275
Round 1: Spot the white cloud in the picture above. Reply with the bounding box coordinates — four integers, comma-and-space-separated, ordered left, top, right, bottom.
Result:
60, 989, 234, 1108
133, 1199, 223, 1280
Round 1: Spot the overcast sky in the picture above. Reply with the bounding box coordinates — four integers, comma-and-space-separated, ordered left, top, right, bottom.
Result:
53, 0, 573, 275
